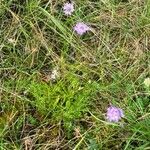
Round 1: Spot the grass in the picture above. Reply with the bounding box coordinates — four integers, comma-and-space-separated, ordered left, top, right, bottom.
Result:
0, 0, 150, 149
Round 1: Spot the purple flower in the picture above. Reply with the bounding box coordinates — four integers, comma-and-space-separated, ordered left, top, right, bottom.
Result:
106, 106, 124, 122
73, 22, 90, 35
63, 2, 74, 15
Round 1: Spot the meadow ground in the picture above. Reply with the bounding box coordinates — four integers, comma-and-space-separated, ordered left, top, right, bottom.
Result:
0, 0, 150, 149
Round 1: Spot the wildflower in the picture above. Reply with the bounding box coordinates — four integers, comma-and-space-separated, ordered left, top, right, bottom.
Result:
63, 2, 74, 15
50, 67, 60, 81
106, 106, 124, 122
73, 22, 90, 35
144, 77, 150, 87
8, 38, 16, 44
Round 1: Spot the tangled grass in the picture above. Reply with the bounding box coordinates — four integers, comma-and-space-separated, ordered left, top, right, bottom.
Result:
0, 0, 150, 149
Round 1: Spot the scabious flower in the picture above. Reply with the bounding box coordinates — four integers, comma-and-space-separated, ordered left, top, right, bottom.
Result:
73, 22, 90, 35
63, 2, 74, 15
144, 77, 150, 87
106, 106, 124, 122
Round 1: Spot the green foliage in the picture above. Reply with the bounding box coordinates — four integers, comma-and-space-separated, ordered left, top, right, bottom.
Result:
29, 75, 97, 123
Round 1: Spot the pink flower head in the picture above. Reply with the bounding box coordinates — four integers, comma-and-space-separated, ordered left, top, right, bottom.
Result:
106, 106, 124, 122
63, 2, 74, 15
73, 22, 90, 35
